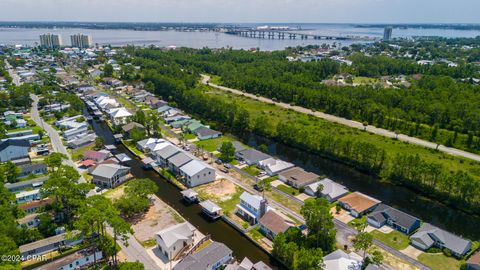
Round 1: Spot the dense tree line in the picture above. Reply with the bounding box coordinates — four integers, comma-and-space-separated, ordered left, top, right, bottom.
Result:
133, 47, 480, 153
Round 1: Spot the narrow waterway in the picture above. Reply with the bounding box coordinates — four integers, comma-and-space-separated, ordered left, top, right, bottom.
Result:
246, 134, 480, 241
86, 116, 283, 269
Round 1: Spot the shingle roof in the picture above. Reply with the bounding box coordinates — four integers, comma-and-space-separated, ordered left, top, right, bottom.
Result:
259, 210, 291, 235
236, 149, 271, 164
168, 152, 194, 168
411, 223, 472, 255
180, 160, 213, 177
279, 167, 319, 185
155, 145, 180, 159
84, 150, 109, 160
195, 126, 222, 137
0, 139, 30, 152
122, 122, 144, 132
367, 204, 420, 230
156, 222, 195, 249
307, 178, 348, 200
173, 241, 232, 270
338, 192, 380, 213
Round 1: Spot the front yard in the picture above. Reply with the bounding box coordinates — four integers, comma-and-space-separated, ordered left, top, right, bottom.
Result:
193, 136, 237, 152
276, 184, 300, 196
194, 180, 244, 217
370, 229, 410, 250
242, 165, 261, 177
417, 253, 462, 270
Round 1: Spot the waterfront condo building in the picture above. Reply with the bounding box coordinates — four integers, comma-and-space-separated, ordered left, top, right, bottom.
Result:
70, 34, 93, 48
39, 33, 62, 49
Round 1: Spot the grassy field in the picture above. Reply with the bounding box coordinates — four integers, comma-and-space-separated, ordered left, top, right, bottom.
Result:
183, 133, 197, 140
370, 230, 410, 250
248, 227, 265, 242
277, 184, 300, 196
417, 253, 462, 270
348, 216, 367, 229
206, 88, 480, 179
242, 165, 261, 176
352, 76, 380, 84
194, 136, 236, 152
70, 143, 95, 161
122, 140, 144, 157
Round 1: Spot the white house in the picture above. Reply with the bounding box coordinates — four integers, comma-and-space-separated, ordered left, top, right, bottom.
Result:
16, 189, 41, 204
258, 158, 294, 176
35, 249, 103, 270
323, 250, 362, 270
236, 192, 268, 225
108, 107, 132, 126
179, 160, 216, 187
304, 178, 349, 202
155, 222, 196, 260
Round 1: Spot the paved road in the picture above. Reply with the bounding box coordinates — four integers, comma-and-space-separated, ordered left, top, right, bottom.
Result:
30, 93, 86, 183
5, 60, 21, 86
106, 227, 160, 270
201, 75, 480, 163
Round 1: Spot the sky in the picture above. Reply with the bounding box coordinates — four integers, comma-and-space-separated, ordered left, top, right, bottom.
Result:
1, 0, 480, 24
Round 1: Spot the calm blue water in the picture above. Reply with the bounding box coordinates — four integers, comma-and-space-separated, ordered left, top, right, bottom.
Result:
1, 24, 479, 50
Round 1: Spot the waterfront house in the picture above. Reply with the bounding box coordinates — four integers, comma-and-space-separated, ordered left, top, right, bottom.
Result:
170, 119, 193, 129
155, 222, 196, 260
63, 126, 89, 141
194, 126, 223, 141
337, 192, 381, 218
467, 251, 480, 270
90, 163, 131, 188
279, 167, 319, 188
0, 139, 30, 162
18, 198, 53, 214
367, 204, 421, 235
18, 163, 48, 179
181, 189, 199, 203
168, 151, 194, 174
16, 189, 41, 204
34, 248, 103, 270
108, 107, 132, 126
174, 241, 233, 270
258, 158, 294, 176
84, 150, 110, 162
199, 200, 223, 220
179, 160, 216, 187
182, 120, 204, 134
165, 114, 191, 124
155, 144, 181, 167
323, 249, 362, 270
305, 178, 349, 202
234, 149, 272, 166
259, 210, 292, 240
410, 223, 472, 257
121, 122, 145, 139
6, 176, 47, 193
67, 134, 96, 149
236, 192, 268, 225
157, 105, 172, 114
136, 138, 166, 152
19, 231, 83, 260
225, 257, 273, 270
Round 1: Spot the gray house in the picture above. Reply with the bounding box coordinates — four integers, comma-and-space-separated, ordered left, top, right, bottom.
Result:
410, 223, 472, 257
5, 176, 47, 193
174, 241, 233, 270
154, 145, 181, 167
167, 151, 194, 174
234, 149, 271, 166
304, 178, 349, 202
19, 231, 83, 259
279, 167, 320, 189
90, 164, 131, 188
0, 139, 30, 162
194, 126, 222, 141
18, 163, 48, 179
367, 204, 421, 235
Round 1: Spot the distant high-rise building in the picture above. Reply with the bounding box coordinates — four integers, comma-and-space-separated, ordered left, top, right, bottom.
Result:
39, 34, 62, 49
383, 27, 393, 41
70, 34, 93, 49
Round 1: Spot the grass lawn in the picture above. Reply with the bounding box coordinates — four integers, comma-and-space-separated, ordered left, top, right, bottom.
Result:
70, 143, 95, 161
370, 230, 410, 250
417, 253, 462, 270
348, 216, 367, 229
208, 74, 223, 85
352, 76, 380, 84
267, 190, 302, 214
216, 186, 244, 216
248, 227, 265, 242
183, 133, 197, 140
277, 184, 300, 196
242, 165, 261, 176
122, 140, 144, 157
193, 136, 236, 152
230, 159, 239, 165
141, 238, 157, 247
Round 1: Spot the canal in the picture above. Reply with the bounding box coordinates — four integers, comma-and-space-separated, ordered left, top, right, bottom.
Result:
246, 134, 480, 241
87, 116, 283, 269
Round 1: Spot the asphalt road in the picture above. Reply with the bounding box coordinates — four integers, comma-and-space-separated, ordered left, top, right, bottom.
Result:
201, 75, 480, 163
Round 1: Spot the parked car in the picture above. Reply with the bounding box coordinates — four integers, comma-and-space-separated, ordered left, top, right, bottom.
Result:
215, 159, 223, 165
224, 163, 232, 169
253, 184, 264, 192
220, 167, 229, 173
257, 172, 267, 177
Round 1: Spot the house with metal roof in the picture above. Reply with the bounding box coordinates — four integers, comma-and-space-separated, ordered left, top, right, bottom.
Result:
258, 158, 294, 176
155, 222, 196, 261
6, 176, 47, 193
305, 178, 349, 202
34, 248, 103, 270
154, 144, 180, 167
90, 164, 131, 188
108, 107, 132, 126
234, 149, 271, 166
19, 231, 83, 259
0, 138, 30, 162
200, 200, 223, 220
236, 192, 268, 225
174, 241, 233, 270
194, 126, 222, 141
179, 160, 216, 187
136, 138, 166, 152
323, 249, 362, 270
16, 189, 41, 204
83, 150, 110, 162
182, 120, 204, 134
168, 151, 194, 174
410, 223, 472, 257
367, 204, 421, 235
17, 163, 47, 179
259, 210, 292, 240
338, 192, 381, 218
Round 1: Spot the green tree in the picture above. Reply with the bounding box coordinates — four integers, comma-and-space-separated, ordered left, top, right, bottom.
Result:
37, 214, 56, 237
219, 142, 235, 162
103, 64, 114, 77
130, 128, 146, 143
118, 261, 145, 270
114, 179, 158, 219
353, 232, 374, 261
300, 198, 336, 253
94, 137, 104, 150
44, 152, 67, 172
3, 161, 20, 183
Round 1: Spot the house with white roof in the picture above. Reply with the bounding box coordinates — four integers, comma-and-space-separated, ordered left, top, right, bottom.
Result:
108, 107, 132, 126
16, 189, 41, 204
258, 158, 294, 176
155, 222, 196, 260
304, 178, 349, 202
323, 249, 362, 270
179, 160, 216, 187
236, 192, 268, 225
90, 164, 131, 188
136, 138, 168, 152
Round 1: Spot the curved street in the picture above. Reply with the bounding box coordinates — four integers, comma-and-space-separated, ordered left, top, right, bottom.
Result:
201, 75, 480, 163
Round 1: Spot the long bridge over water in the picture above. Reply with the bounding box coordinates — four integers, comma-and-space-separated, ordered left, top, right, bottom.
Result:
225, 29, 377, 41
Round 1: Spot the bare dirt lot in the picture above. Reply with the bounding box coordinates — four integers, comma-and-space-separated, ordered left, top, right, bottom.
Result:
197, 179, 236, 198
